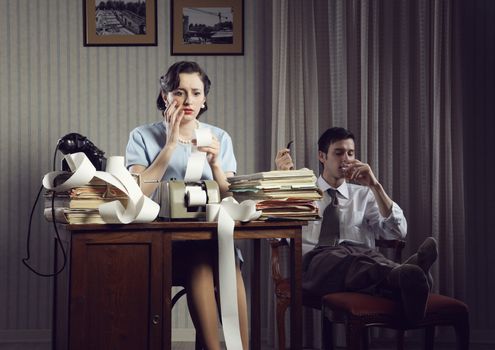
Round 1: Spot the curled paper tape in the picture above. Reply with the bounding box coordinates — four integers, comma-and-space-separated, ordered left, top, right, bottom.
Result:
211, 197, 261, 349
42, 153, 96, 193
42, 152, 159, 224
219, 197, 261, 222
206, 203, 221, 222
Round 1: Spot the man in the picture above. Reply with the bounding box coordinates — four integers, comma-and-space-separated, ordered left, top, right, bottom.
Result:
275, 127, 437, 323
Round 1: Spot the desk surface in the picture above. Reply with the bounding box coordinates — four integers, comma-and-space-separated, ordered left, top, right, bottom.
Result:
65, 219, 306, 230
65, 220, 307, 241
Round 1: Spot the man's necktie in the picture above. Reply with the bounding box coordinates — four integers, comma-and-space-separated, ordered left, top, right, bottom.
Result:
317, 189, 340, 246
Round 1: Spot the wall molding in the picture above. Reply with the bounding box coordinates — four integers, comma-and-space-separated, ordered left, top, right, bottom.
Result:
0, 328, 226, 344
1, 328, 494, 346
471, 330, 495, 344
0, 329, 50, 343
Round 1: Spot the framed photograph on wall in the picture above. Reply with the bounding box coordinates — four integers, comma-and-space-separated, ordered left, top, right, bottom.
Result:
83, 0, 157, 46
171, 0, 244, 55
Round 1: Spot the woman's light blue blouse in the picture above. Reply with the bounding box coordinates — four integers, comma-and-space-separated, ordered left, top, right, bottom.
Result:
125, 121, 237, 180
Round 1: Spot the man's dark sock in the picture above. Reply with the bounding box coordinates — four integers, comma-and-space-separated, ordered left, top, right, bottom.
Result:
403, 237, 437, 289
402, 253, 434, 290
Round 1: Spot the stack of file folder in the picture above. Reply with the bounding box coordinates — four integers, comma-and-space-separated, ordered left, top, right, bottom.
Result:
44, 174, 127, 224
228, 168, 322, 220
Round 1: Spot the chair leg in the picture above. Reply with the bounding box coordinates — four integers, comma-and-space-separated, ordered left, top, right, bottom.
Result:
454, 317, 470, 350
321, 306, 334, 350
362, 327, 369, 350
396, 330, 405, 350
346, 322, 364, 350
424, 326, 435, 350
276, 297, 290, 350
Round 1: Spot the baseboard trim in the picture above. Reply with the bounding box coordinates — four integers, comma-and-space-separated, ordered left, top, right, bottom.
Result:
172, 328, 225, 342
172, 328, 196, 342
0, 329, 51, 343
471, 330, 495, 344
4, 328, 491, 345
0, 328, 224, 344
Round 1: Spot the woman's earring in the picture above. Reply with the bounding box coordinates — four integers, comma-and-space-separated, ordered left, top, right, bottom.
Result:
201, 104, 205, 109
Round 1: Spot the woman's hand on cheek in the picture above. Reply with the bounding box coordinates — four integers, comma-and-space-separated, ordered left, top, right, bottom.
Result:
163, 101, 184, 146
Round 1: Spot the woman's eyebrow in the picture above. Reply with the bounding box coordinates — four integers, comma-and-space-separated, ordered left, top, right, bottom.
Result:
176, 87, 202, 92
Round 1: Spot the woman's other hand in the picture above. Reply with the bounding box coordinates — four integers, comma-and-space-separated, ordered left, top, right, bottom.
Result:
196, 135, 220, 166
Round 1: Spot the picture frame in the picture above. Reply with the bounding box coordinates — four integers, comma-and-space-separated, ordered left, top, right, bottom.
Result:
171, 0, 244, 55
83, 0, 157, 46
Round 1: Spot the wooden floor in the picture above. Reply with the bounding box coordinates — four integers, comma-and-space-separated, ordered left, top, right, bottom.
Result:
1, 342, 494, 350
169, 342, 495, 350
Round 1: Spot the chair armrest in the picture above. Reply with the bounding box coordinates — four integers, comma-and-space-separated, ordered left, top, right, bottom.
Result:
375, 238, 406, 263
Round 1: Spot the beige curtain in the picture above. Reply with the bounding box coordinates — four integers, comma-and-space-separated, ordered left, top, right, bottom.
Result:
267, 0, 465, 347
270, 0, 321, 173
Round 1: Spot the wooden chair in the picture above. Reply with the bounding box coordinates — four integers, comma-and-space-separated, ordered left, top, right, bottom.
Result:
171, 287, 222, 350
268, 238, 470, 350
171, 288, 202, 350
321, 291, 469, 350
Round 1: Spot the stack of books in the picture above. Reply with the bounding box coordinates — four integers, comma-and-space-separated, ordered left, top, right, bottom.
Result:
228, 168, 322, 220
44, 174, 128, 224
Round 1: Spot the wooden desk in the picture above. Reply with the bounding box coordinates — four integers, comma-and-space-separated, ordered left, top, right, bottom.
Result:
53, 221, 304, 350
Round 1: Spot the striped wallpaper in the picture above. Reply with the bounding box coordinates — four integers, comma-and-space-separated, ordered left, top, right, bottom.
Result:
0, 0, 272, 341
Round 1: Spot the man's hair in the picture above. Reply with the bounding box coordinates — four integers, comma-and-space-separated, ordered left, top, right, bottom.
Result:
156, 61, 211, 117
318, 127, 355, 154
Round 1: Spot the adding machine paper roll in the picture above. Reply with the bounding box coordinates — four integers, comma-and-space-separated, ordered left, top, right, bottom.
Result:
185, 186, 207, 206
42, 152, 159, 224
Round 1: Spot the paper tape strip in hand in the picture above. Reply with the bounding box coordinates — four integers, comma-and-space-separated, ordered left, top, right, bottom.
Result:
184, 128, 212, 182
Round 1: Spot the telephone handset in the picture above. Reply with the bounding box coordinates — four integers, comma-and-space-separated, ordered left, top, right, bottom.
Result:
57, 133, 106, 171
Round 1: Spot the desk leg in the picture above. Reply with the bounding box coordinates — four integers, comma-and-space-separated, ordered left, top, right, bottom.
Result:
163, 236, 172, 350
290, 236, 302, 349
251, 239, 261, 350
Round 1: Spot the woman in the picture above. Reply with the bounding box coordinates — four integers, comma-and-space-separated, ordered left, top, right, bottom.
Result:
125, 61, 248, 350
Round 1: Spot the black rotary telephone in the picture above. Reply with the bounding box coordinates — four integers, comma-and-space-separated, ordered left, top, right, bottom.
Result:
57, 133, 106, 171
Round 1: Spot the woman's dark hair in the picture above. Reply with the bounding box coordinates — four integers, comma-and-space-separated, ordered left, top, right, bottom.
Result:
156, 61, 211, 118
318, 127, 355, 154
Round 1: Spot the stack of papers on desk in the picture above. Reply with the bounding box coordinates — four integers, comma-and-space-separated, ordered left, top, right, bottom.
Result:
228, 168, 322, 220
44, 174, 127, 224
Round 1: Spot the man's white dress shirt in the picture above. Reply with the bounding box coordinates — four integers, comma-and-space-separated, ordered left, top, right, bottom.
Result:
302, 176, 407, 255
